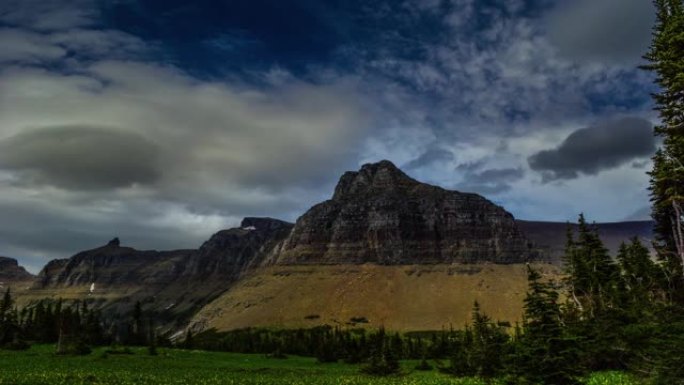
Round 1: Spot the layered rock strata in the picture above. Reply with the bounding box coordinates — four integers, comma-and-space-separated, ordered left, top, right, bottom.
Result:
274, 160, 538, 265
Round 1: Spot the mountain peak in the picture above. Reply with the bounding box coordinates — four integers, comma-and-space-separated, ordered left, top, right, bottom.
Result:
333, 160, 417, 200
277, 160, 539, 265
361, 159, 399, 171
240, 217, 293, 231
0, 256, 20, 271
0, 256, 34, 282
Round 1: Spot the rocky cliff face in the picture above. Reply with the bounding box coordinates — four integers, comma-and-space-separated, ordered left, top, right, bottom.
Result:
27, 218, 293, 324
0, 257, 34, 285
33, 217, 293, 290
33, 246, 192, 289
274, 160, 539, 265
182, 217, 294, 279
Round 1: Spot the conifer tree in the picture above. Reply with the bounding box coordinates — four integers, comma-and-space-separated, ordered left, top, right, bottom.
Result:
617, 238, 662, 310
469, 301, 507, 378
0, 288, 14, 345
564, 215, 619, 318
445, 325, 474, 376
514, 266, 581, 385
0, 288, 11, 318
184, 329, 194, 349
131, 301, 146, 345
643, 0, 684, 290
639, 5, 684, 382
360, 328, 400, 376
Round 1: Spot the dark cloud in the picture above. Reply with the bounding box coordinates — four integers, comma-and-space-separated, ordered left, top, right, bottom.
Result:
632, 160, 649, 169
403, 146, 454, 170
0, 126, 161, 190
455, 163, 524, 195
456, 182, 513, 195
473, 168, 525, 182
528, 117, 655, 182
547, 0, 655, 64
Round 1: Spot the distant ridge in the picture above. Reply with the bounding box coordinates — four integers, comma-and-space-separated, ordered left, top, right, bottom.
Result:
517, 220, 654, 264
22, 217, 293, 323
0, 257, 34, 288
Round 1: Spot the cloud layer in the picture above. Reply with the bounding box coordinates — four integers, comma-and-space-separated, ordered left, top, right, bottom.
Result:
528, 118, 655, 181
0, 0, 660, 272
546, 0, 655, 65
0, 126, 161, 189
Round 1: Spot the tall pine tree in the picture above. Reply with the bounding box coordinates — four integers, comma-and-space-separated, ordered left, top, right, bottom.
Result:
563, 214, 619, 318
513, 266, 581, 385
643, 0, 684, 294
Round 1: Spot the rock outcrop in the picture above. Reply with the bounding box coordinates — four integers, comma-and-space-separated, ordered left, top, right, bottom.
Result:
33, 217, 293, 290
28, 218, 293, 324
0, 257, 34, 285
33, 245, 192, 289
185, 217, 293, 279
274, 160, 539, 265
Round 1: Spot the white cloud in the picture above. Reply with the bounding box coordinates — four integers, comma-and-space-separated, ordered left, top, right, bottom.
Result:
0, 29, 67, 63
0, 61, 367, 194
0, 27, 149, 65
503, 161, 652, 223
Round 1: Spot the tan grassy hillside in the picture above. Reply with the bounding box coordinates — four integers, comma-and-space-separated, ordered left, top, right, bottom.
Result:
191, 263, 559, 332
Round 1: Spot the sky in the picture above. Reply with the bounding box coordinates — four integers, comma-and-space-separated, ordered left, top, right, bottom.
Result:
0, 0, 660, 272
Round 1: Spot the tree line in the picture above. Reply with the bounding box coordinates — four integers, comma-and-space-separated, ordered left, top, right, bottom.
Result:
0, 294, 165, 355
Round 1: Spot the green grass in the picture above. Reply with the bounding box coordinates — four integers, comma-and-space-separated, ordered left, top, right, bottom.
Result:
0, 346, 640, 385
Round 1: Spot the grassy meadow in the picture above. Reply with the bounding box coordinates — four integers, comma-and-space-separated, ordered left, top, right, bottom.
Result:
0, 345, 639, 385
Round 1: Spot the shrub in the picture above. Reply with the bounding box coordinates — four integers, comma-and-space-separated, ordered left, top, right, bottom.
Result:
2, 339, 30, 351
265, 348, 287, 359
57, 339, 91, 356
414, 358, 433, 371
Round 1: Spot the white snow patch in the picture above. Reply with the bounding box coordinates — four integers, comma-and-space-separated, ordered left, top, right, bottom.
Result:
170, 330, 185, 341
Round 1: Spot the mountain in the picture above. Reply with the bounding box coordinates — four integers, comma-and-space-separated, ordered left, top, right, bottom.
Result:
33, 244, 193, 289
190, 161, 552, 332
517, 220, 654, 264
273, 160, 540, 265
189, 217, 294, 279
5, 160, 656, 333
0, 257, 34, 289
22, 218, 292, 323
